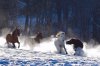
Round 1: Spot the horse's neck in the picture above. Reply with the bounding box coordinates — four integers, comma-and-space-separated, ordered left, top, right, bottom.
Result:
12, 31, 17, 37
57, 37, 65, 41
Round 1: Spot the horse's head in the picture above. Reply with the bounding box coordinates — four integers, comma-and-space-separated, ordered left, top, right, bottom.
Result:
56, 31, 65, 40
12, 28, 20, 36
66, 39, 77, 45
37, 32, 43, 39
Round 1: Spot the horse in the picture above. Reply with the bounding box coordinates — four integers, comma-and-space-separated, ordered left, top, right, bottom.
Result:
54, 31, 67, 54
66, 39, 85, 56
24, 32, 43, 49
6, 28, 20, 48
34, 32, 43, 43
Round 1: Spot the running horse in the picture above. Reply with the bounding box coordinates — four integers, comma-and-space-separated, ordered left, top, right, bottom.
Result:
6, 28, 20, 48
34, 32, 43, 43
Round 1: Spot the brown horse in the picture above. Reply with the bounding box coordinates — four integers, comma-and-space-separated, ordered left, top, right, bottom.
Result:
34, 32, 43, 43
24, 32, 43, 49
6, 28, 20, 48
66, 39, 83, 50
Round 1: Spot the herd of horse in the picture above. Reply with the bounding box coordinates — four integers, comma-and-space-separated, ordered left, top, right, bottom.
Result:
6, 28, 43, 48
5, 28, 84, 56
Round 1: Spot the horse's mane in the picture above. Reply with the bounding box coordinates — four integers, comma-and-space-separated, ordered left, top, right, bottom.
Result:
56, 31, 65, 38
12, 28, 20, 36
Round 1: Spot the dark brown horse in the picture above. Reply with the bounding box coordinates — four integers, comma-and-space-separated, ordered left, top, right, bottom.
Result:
6, 28, 20, 48
66, 39, 85, 56
34, 32, 43, 43
66, 39, 83, 51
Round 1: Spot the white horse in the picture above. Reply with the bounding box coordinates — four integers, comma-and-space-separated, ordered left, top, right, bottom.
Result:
54, 31, 67, 54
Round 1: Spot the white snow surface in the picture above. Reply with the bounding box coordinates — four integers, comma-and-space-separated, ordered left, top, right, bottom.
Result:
0, 48, 100, 66
0, 37, 100, 65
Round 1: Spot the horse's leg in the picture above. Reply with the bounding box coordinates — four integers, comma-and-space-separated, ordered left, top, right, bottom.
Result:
59, 45, 62, 53
63, 45, 68, 54
18, 42, 20, 48
16, 37, 20, 48
6, 41, 9, 48
59, 48, 61, 53
12, 43, 16, 48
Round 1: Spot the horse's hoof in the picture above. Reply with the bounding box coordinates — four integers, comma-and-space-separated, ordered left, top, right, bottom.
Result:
66, 52, 68, 54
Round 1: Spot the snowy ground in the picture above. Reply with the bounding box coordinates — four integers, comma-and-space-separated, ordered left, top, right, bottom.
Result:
0, 48, 100, 66
0, 36, 100, 65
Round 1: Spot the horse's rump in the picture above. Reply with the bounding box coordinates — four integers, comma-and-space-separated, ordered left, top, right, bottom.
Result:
6, 34, 12, 42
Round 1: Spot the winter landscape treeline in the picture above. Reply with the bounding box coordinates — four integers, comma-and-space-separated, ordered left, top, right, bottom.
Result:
0, 0, 100, 44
